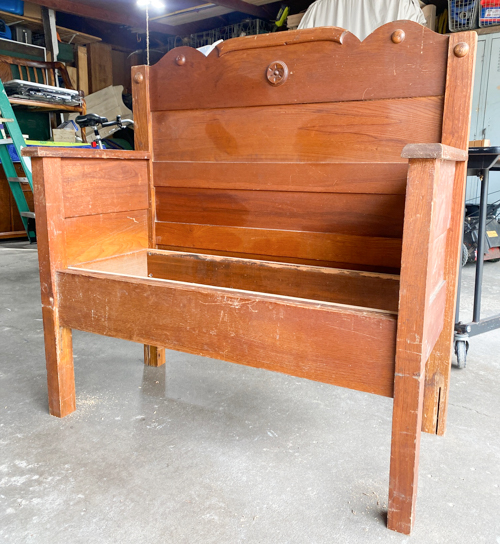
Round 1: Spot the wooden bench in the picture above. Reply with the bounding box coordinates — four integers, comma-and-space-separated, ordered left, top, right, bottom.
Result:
26, 22, 476, 534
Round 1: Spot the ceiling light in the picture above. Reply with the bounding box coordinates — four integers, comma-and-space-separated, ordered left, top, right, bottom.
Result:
137, 0, 165, 9
136, 0, 165, 66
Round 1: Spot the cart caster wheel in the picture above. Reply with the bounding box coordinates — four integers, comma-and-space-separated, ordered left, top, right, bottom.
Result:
455, 340, 468, 369
461, 243, 468, 267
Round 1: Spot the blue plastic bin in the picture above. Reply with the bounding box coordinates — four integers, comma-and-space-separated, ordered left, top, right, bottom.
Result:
0, 0, 23, 16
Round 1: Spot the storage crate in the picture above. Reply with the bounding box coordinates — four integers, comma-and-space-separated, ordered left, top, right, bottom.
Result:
448, 0, 479, 31
480, 0, 500, 26
0, 0, 23, 16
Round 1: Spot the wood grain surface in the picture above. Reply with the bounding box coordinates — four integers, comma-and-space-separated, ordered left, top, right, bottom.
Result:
31, 157, 75, 418
57, 269, 398, 398
155, 188, 405, 238
64, 210, 148, 266
155, 222, 403, 269
388, 154, 465, 534
147, 250, 400, 312
422, 31, 477, 437
152, 97, 443, 164
132, 63, 167, 365
149, 22, 448, 111
62, 159, 148, 218
22, 148, 150, 159
152, 161, 409, 194
155, 245, 401, 274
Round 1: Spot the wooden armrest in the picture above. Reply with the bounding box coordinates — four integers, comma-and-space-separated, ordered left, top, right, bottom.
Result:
401, 143, 467, 161
22, 148, 150, 160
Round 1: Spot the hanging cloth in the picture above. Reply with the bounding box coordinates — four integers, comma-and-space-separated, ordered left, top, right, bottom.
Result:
298, 0, 426, 41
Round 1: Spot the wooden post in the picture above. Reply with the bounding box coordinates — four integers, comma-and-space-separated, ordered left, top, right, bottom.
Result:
76, 46, 89, 96
132, 64, 166, 367
422, 32, 477, 436
32, 157, 76, 417
388, 156, 445, 534
41, 7, 58, 62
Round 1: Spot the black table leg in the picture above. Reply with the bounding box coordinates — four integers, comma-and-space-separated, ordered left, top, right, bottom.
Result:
473, 168, 490, 323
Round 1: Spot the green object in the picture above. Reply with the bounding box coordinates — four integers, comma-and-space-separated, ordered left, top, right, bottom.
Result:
274, 4, 289, 28
57, 43, 74, 64
0, 78, 36, 242
16, 110, 51, 141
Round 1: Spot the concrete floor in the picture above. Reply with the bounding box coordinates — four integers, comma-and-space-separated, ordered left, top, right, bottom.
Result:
0, 239, 499, 544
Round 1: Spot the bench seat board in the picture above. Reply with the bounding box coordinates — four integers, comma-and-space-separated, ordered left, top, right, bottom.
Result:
146, 249, 400, 312
57, 269, 397, 397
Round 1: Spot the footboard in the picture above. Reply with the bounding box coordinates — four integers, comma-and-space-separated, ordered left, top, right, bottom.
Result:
58, 264, 397, 397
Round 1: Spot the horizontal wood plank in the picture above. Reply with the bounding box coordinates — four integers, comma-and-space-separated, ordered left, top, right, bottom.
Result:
155, 188, 405, 238
62, 159, 148, 218
57, 269, 397, 397
149, 22, 448, 111
147, 250, 400, 312
152, 161, 409, 194
23, 148, 150, 160
152, 97, 444, 164
65, 209, 148, 266
156, 245, 401, 274
155, 222, 402, 268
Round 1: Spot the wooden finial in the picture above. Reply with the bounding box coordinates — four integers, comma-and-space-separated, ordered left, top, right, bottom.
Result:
454, 42, 469, 58
176, 55, 186, 66
133, 72, 144, 84
391, 30, 405, 44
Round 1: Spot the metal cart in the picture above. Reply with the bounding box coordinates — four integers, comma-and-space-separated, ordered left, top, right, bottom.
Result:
454, 146, 500, 367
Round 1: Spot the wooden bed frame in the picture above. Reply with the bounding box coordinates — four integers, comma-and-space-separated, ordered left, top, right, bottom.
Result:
26, 22, 476, 534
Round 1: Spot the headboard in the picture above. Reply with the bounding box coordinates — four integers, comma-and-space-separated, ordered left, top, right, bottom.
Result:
132, 22, 458, 274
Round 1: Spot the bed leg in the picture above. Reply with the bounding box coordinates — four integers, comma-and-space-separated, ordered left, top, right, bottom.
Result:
43, 309, 75, 418
387, 366, 424, 535
144, 345, 166, 367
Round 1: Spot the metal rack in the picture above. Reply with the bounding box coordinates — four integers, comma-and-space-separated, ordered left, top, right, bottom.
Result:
165, 19, 273, 51
449, 0, 479, 31
454, 146, 500, 367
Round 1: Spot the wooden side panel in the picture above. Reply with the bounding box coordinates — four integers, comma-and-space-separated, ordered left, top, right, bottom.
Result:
147, 250, 400, 312
155, 188, 405, 238
423, 31, 478, 436
62, 159, 148, 218
149, 22, 448, 111
65, 209, 148, 266
152, 97, 444, 163
155, 222, 402, 269
57, 269, 398, 398
152, 162, 409, 194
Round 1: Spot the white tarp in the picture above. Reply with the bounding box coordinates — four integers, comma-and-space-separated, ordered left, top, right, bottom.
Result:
298, 0, 426, 41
